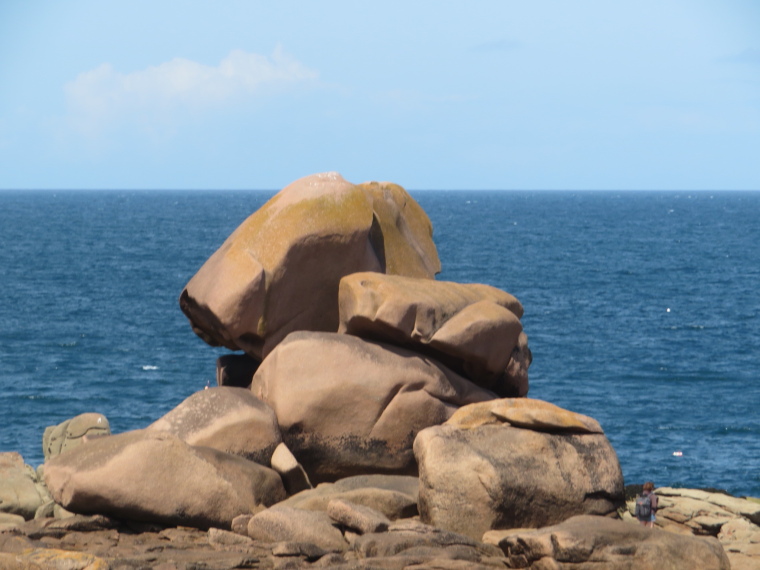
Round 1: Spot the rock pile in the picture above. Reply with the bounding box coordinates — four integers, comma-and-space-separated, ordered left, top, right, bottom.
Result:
0, 172, 743, 569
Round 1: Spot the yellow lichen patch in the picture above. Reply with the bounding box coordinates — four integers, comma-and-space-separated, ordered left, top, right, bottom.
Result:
445, 401, 504, 429
20, 548, 109, 570
446, 398, 603, 434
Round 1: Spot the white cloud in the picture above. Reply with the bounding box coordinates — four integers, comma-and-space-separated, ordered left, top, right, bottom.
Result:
64, 46, 318, 137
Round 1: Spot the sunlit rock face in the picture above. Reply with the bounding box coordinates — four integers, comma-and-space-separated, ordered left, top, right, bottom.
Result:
180, 172, 440, 359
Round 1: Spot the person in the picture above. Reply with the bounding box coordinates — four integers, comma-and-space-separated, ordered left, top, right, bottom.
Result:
635, 481, 658, 527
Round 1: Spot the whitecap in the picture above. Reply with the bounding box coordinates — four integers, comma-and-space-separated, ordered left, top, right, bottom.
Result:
142, 365, 159, 371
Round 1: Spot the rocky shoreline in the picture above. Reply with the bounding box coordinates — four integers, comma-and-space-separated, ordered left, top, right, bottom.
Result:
1, 173, 757, 569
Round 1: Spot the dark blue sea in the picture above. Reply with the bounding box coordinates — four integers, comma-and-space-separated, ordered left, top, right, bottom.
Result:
1, 190, 758, 498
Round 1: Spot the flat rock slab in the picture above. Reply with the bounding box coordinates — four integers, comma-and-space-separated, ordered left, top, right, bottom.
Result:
43, 430, 286, 529
657, 487, 760, 525
414, 422, 624, 539
446, 398, 603, 433
498, 514, 730, 569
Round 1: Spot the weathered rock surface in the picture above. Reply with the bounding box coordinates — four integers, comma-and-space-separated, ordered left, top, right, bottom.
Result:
327, 498, 391, 534
247, 505, 348, 552
352, 518, 503, 562
43, 430, 286, 529
146, 386, 281, 464
2, 513, 509, 569
446, 397, 603, 433
718, 517, 760, 570
42, 413, 111, 461
276, 474, 419, 520
627, 487, 760, 570
0, 452, 49, 521
339, 272, 529, 394
414, 403, 623, 539
251, 331, 497, 483
180, 172, 441, 359
497, 514, 730, 569
3, 516, 274, 570
270, 442, 313, 495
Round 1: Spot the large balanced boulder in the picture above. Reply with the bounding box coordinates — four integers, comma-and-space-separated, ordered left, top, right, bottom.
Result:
496, 514, 730, 569
251, 331, 497, 483
43, 430, 286, 529
414, 399, 624, 539
180, 172, 440, 359
146, 386, 281, 464
338, 272, 529, 395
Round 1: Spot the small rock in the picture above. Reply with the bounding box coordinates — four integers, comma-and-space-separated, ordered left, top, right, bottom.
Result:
0, 512, 25, 531
248, 506, 347, 552
231, 513, 254, 536
271, 541, 327, 560
208, 526, 255, 547
271, 442, 313, 495
327, 498, 390, 534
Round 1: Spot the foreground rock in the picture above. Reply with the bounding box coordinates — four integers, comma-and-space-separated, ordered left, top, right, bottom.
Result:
251, 331, 497, 483
0, 453, 49, 521
146, 386, 281, 464
496, 514, 730, 569
43, 430, 286, 529
414, 399, 623, 539
339, 272, 529, 395
2, 512, 508, 569
276, 474, 419, 520
180, 172, 441, 359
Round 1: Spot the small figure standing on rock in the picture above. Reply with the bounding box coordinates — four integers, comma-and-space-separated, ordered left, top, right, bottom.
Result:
635, 481, 658, 527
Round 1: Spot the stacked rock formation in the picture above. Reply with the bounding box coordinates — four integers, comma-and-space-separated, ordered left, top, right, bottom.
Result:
2, 172, 739, 568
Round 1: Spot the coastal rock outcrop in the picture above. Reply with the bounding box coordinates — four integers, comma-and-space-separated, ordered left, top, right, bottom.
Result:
624, 487, 760, 570
0, 452, 49, 521
414, 399, 624, 539
495, 514, 730, 569
179, 172, 440, 359
250, 331, 497, 483
338, 272, 528, 394
146, 386, 281, 464
42, 413, 111, 461
43, 430, 286, 529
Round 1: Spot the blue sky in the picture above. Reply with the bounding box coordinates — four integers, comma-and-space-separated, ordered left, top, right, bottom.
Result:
1, 1, 759, 190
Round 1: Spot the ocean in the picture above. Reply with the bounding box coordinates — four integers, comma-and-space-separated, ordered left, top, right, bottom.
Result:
1, 190, 758, 498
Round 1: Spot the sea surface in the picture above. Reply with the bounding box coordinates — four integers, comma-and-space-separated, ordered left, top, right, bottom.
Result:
1, 190, 758, 497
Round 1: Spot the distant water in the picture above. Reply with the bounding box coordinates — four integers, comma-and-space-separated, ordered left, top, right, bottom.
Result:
1, 190, 758, 498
